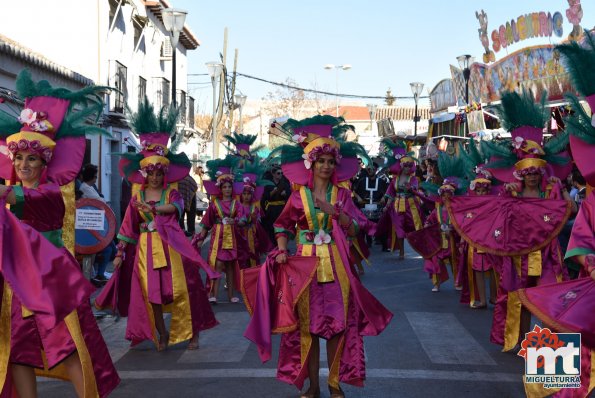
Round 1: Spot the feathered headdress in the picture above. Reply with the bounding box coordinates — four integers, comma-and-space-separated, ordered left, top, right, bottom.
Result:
481, 89, 570, 182
233, 156, 273, 201
421, 151, 468, 197
204, 155, 240, 196
380, 138, 417, 175
0, 69, 110, 185
267, 115, 369, 186
557, 29, 595, 185
223, 132, 264, 163
117, 97, 190, 184
459, 141, 492, 193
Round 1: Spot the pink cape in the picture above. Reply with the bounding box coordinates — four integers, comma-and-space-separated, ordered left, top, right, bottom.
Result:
517, 277, 595, 350
406, 223, 443, 259
243, 219, 394, 364
0, 205, 93, 330
446, 195, 572, 256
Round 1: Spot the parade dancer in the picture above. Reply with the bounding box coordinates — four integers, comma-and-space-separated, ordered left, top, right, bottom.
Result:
458, 141, 499, 308
97, 99, 218, 352
516, 31, 595, 398
377, 139, 424, 259
447, 89, 574, 352
0, 70, 119, 397
243, 115, 393, 398
194, 157, 245, 303
235, 163, 273, 268
418, 152, 467, 292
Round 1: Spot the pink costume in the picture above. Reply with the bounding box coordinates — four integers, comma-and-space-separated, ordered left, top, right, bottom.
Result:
243, 116, 392, 392
0, 70, 119, 397
238, 203, 272, 268
422, 202, 461, 287
382, 175, 424, 245
95, 99, 218, 350
248, 186, 392, 389
198, 198, 245, 268
514, 36, 595, 395
0, 184, 119, 398
446, 192, 571, 351
98, 187, 218, 347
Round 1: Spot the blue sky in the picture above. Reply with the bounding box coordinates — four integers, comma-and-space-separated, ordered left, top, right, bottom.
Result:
173, 0, 593, 113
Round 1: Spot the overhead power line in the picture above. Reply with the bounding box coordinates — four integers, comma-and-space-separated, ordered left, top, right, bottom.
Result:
189, 71, 428, 100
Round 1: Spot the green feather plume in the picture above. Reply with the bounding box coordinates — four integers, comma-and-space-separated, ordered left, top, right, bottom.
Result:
282, 115, 344, 134
224, 132, 258, 147
205, 155, 239, 181
495, 89, 548, 131
556, 29, 595, 97
0, 69, 111, 139
543, 130, 569, 154
458, 141, 485, 180
126, 98, 158, 135
563, 94, 595, 144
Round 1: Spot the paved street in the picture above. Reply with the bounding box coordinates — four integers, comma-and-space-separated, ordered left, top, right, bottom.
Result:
40, 243, 526, 398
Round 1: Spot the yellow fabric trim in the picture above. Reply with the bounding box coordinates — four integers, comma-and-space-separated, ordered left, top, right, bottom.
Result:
0, 283, 13, 394
34, 310, 100, 396
140, 155, 170, 169
150, 232, 167, 269
61, 182, 76, 254
396, 196, 406, 212
327, 245, 350, 389
408, 197, 423, 230
209, 225, 221, 268
297, 283, 311, 380
21, 305, 33, 318
328, 335, 346, 390
138, 233, 159, 346
6, 131, 56, 149
503, 291, 522, 352
300, 187, 314, 232
166, 247, 193, 345
588, 349, 595, 395
449, 234, 458, 281
222, 224, 234, 249
527, 250, 542, 277
316, 244, 334, 283
467, 247, 476, 306
65, 311, 99, 397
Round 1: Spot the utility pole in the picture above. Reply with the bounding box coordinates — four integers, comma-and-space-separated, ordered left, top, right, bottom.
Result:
212, 28, 228, 159
228, 48, 239, 135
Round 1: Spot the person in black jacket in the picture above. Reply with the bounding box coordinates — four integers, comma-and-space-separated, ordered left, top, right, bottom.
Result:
261, 166, 291, 244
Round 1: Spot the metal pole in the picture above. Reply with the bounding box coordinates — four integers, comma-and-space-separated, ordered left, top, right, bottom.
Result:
172, 48, 177, 107
211, 76, 217, 159
414, 97, 419, 137
238, 105, 243, 132
335, 68, 339, 117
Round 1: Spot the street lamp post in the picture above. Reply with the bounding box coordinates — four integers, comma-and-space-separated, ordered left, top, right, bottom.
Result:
161, 8, 187, 108
366, 103, 377, 130
410, 82, 424, 137
206, 61, 224, 160
324, 64, 351, 117
457, 54, 474, 136
234, 93, 247, 132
